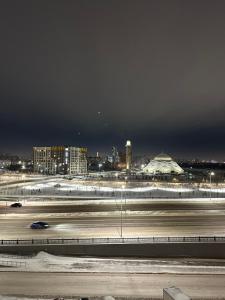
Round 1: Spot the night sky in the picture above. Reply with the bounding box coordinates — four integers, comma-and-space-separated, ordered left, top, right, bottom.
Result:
1, 0, 225, 160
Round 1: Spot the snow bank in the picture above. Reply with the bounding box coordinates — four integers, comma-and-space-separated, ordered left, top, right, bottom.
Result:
1, 251, 225, 275
0, 297, 51, 300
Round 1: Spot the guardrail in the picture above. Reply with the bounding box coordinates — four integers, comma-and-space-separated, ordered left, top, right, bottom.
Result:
1, 236, 225, 246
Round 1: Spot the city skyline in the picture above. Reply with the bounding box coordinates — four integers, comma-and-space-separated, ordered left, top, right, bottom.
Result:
1, 0, 225, 159
2, 2, 225, 298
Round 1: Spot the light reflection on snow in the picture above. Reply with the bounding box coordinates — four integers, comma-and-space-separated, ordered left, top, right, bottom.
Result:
23, 180, 225, 194
24, 183, 193, 193
199, 188, 225, 193
54, 223, 77, 231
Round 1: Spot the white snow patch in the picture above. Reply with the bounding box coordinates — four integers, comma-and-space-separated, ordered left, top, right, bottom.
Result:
0, 297, 52, 300
1, 251, 225, 275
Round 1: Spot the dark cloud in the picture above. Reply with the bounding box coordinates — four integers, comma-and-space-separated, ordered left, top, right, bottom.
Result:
0, 0, 225, 159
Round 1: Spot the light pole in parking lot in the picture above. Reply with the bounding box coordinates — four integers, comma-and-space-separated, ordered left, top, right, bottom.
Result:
209, 171, 215, 200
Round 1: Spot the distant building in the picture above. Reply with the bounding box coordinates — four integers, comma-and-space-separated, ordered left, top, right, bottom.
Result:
0, 159, 11, 170
33, 147, 54, 174
33, 146, 87, 175
0, 154, 20, 170
112, 146, 120, 165
51, 146, 66, 174
67, 147, 87, 175
107, 146, 120, 168
142, 153, 184, 175
87, 155, 102, 171
125, 140, 132, 171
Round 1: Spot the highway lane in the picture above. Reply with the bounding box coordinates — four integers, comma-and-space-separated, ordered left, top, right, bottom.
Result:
1, 215, 225, 239
0, 272, 225, 298
2, 200, 225, 214
1, 199, 225, 239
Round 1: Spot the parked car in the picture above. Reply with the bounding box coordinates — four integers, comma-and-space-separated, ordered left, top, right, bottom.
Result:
10, 202, 22, 208
30, 221, 49, 229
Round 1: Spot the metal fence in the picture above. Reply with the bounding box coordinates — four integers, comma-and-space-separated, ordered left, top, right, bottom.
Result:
1, 236, 225, 246
0, 260, 27, 267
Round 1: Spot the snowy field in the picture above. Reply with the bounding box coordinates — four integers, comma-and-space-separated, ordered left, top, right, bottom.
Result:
22, 179, 225, 193
19, 178, 225, 198
1, 251, 225, 275
2, 176, 225, 199
0, 297, 53, 300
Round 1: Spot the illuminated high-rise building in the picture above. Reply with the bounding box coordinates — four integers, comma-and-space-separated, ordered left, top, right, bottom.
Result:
125, 140, 132, 171
33, 146, 87, 175
33, 147, 54, 174
51, 146, 66, 174
67, 147, 87, 175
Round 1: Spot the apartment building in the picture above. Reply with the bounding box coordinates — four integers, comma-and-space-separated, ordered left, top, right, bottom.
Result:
33, 146, 87, 175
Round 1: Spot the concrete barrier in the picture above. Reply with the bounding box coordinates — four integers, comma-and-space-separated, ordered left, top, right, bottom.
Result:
1, 241, 225, 258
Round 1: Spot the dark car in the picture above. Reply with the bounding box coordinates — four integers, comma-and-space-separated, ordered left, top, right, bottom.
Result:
10, 202, 22, 208
30, 221, 49, 229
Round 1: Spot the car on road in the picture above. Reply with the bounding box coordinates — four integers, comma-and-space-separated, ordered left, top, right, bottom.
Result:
10, 202, 22, 208
54, 184, 61, 188
30, 221, 49, 229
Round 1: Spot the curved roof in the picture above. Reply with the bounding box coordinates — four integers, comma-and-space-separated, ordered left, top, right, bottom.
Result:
142, 153, 184, 175
153, 153, 172, 161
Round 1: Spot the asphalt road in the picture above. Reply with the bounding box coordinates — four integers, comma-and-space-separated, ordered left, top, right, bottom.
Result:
1, 214, 225, 239
0, 199, 225, 239
0, 272, 225, 298
2, 200, 225, 214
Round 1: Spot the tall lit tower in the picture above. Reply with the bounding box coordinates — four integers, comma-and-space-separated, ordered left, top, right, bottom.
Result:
125, 140, 132, 171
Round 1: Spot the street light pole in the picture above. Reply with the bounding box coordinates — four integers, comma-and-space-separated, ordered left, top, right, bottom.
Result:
21, 174, 26, 204
124, 176, 128, 215
209, 171, 215, 200
120, 191, 123, 238
120, 184, 125, 238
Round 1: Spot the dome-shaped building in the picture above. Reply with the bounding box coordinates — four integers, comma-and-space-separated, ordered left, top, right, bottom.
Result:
142, 153, 184, 175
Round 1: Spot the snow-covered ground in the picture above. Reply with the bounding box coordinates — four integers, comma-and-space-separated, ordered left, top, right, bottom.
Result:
1, 251, 225, 275
10, 178, 224, 200
0, 297, 53, 300
3, 176, 225, 200
22, 180, 201, 193
19, 178, 225, 193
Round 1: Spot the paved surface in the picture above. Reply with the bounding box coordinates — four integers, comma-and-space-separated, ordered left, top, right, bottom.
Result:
0, 199, 225, 239
0, 197, 225, 298
1, 214, 225, 239
0, 272, 225, 298
2, 200, 225, 213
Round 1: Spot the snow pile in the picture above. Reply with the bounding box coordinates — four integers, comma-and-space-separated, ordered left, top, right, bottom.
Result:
1, 251, 225, 275
0, 297, 52, 300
